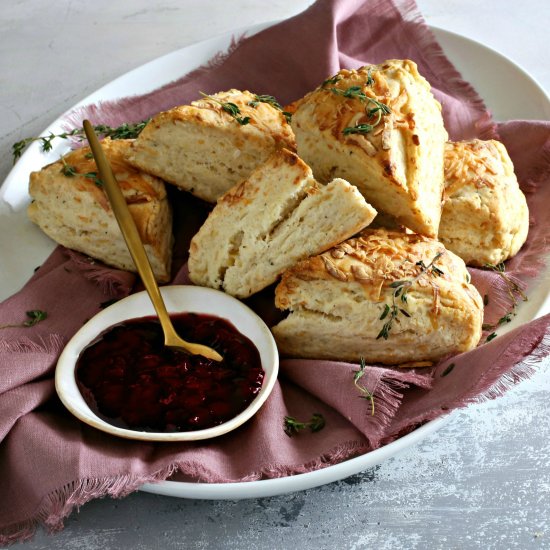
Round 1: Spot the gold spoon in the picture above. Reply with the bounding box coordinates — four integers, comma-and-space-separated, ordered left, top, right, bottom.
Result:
82, 120, 222, 362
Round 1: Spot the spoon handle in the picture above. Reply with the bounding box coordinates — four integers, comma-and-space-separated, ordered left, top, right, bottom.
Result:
82, 120, 180, 345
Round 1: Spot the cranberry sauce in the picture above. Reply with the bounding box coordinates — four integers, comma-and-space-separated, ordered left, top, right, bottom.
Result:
75, 313, 264, 432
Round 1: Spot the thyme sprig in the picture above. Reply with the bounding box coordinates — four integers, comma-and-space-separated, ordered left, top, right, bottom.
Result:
321, 74, 341, 87
247, 94, 292, 123
353, 357, 375, 416
481, 262, 528, 338
283, 413, 326, 437
12, 120, 150, 163
0, 309, 47, 329
330, 85, 368, 101
58, 156, 103, 187
329, 85, 391, 136
377, 252, 444, 340
199, 92, 250, 125
60, 155, 78, 177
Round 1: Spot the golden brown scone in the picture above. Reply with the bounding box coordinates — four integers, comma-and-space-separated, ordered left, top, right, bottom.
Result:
188, 149, 377, 298
291, 60, 448, 238
28, 139, 173, 282
272, 228, 483, 364
124, 89, 296, 203
440, 139, 529, 266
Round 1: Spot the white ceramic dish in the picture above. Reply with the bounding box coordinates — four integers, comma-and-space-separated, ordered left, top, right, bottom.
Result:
55, 285, 279, 441
1, 23, 549, 498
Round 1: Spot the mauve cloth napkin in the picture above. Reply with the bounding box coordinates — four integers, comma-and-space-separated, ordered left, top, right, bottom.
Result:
2, 0, 550, 543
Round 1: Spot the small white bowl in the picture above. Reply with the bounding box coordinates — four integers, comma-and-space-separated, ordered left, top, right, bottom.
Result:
55, 285, 279, 441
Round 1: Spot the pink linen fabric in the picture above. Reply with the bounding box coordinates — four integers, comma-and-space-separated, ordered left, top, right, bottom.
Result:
1, 0, 550, 543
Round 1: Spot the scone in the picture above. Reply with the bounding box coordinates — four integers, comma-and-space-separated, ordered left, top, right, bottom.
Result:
28, 138, 173, 282
272, 228, 483, 364
188, 149, 377, 299
291, 60, 448, 237
440, 139, 529, 266
124, 89, 296, 203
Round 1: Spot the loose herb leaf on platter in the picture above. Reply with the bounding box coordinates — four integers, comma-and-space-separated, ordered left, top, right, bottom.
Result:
0, 309, 47, 329
481, 262, 528, 335
23, 310, 48, 327
353, 356, 375, 416
440, 363, 456, 377
283, 413, 326, 437
12, 120, 150, 163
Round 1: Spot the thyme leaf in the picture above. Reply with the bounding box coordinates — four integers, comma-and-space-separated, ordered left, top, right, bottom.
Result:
23, 310, 48, 327
333, 86, 391, 136
366, 68, 375, 87
247, 94, 292, 123
481, 262, 528, 335
322, 74, 341, 87
283, 413, 326, 437
377, 251, 444, 340
199, 92, 250, 125
353, 357, 375, 416
12, 120, 150, 163
60, 155, 78, 177
0, 309, 47, 329
343, 123, 374, 135
440, 363, 456, 377
330, 85, 368, 101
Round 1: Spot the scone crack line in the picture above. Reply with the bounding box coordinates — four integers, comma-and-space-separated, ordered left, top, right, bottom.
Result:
257, 183, 313, 244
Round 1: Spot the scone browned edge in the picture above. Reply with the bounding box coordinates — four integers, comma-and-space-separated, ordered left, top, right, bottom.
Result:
440, 139, 529, 266
272, 228, 483, 364
28, 138, 173, 282
124, 89, 296, 203
291, 60, 448, 238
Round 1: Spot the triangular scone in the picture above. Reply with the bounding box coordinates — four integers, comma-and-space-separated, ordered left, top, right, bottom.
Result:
188, 149, 377, 299
124, 89, 296, 203
28, 139, 173, 282
440, 139, 529, 266
272, 229, 483, 364
291, 60, 448, 237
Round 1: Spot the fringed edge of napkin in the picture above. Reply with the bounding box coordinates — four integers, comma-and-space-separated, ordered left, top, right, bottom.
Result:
0, 439, 369, 545
63, 248, 135, 297
396, 0, 498, 140
383, 322, 550, 446
0, 334, 64, 356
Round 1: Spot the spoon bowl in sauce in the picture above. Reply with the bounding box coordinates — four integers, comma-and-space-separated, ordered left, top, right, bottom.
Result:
55, 285, 279, 441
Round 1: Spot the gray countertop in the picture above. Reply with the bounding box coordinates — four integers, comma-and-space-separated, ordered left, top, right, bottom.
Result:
1, 1, 549, 548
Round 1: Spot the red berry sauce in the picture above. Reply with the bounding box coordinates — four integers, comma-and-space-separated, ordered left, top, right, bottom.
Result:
75, 313, 264, 432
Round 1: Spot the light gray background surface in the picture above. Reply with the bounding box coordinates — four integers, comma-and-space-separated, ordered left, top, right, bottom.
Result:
1, 1, 549, 548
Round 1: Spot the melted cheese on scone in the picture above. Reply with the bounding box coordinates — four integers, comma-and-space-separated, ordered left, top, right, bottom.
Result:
440, 139, 529, 266
272, 228, 483, 364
